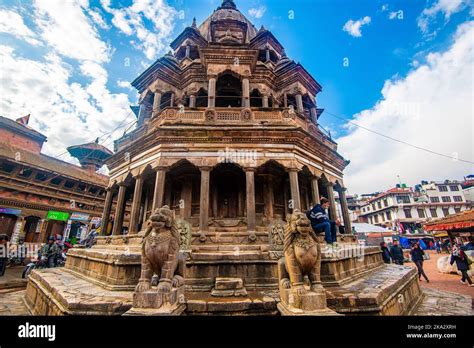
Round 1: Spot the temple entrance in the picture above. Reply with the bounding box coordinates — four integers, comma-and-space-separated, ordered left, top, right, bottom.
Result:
211, 163, 245, 219
216, 72, 242, 107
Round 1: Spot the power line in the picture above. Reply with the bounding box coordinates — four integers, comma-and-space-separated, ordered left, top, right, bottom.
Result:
323, 110, 474, 165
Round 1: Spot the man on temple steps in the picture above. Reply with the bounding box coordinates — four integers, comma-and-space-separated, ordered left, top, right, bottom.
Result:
306, 197, 341, 248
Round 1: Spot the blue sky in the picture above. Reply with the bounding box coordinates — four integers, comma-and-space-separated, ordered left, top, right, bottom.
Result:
0, 0, 472, 193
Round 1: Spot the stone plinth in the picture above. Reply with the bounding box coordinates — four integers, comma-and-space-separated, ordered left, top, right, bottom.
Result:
211, 277, 248, 297
125, 286, 186, 316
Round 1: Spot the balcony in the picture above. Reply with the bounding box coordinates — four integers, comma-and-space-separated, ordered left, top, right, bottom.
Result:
115, 107, 337, 152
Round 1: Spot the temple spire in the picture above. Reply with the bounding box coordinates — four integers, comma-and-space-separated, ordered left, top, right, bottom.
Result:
191, 17, 197, 29
219, 0, 237, 10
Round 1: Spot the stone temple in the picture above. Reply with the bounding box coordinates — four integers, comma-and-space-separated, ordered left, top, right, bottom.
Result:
23, 0, 471, 316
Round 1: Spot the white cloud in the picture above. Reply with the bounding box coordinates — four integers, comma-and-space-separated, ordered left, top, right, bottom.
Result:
417, 0, 469, 34
87, 8, 110, 30
389, 11, 397, 20
33, 0, 111, 63
342, 16, 371, 38
0, 9, 42, 45
381, 4, 389, 12
117, 79, 133, 90
248, 6, 266, 19
336, 21, 474, 194
0, 45, 133, 158
101, 0, 179, 60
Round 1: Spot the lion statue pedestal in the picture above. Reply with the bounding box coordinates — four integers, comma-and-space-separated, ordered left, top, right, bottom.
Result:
277, 210, 340, 316
125, 206, 186, 316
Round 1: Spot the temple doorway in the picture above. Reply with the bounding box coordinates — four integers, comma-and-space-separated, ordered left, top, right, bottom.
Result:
211, 163, 245, 219
216, 72, 242, 108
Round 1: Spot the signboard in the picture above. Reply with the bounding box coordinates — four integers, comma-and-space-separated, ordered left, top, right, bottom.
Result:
46, 211, 69, 221
0, 208, 22, 216
90, 217, 101, 225
70, 212, 90, 222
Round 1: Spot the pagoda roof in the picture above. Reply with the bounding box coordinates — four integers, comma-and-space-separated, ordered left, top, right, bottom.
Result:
0, 141, 108, 185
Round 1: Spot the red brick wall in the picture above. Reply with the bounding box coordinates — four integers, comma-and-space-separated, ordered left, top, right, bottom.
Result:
0, 128, 43, 153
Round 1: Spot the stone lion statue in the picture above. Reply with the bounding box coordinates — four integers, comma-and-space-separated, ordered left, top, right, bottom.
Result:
278, 209, 323, 298
135, 206, 185, 297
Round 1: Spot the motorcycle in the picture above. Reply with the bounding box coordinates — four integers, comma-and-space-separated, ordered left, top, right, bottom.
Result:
22, 255, 48, 279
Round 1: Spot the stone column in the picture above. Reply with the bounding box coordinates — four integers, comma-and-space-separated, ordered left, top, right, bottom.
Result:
310, 107, 318, 124
296, 94, 304, 113
153, 92, 162, 112
325, 183, 337, 221
264, 176, 274, 219
199, 167, 211, 236
185, 45, 191, 59
311, 177, 320, 207
284, 93, 288, 108
138, 102, 147, 124
189, 95, 196, 108
129, 176, 144, 234
262, 95, 269, 108
289, 169, 301, 211
208, 77, 216, 108
100, 188, 114, 235
152, 168, 167, 211
245, 168, 256, 232
338, 187, 352, 234
265, 49, 270, 62
181, 177, 192, 219
242, 78, 250, 108
170, 93, 175, 107
112, 183, 127, 236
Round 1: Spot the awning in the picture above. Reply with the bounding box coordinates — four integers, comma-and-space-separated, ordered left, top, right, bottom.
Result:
424, 221, 474, 231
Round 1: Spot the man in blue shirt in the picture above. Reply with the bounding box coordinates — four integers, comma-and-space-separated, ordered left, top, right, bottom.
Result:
306, 197, 340, 246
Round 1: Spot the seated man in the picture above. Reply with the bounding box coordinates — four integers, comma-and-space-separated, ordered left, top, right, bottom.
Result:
306, 197, 340, 246
41, 236, 59, 268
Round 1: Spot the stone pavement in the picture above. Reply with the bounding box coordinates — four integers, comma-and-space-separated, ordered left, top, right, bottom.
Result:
414, 288, 472, 316
0, 289, 29, 315
0, 266, 27, 290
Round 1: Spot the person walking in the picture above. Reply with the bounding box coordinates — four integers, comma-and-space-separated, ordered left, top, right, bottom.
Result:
380, 242, 392, 264
390, 240, 404, 265
450, 245, 473, 286
306, 197, 340, 247
410, 242, 429, 282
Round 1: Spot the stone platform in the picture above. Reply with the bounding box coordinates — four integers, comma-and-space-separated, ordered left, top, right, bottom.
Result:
21, 235, 470, 316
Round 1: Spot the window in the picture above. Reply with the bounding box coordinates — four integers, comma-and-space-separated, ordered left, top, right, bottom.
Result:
397, 195, 410, 204
35, 172, 48, 182
386, 211, 392, 220
372, 204, 376, 210
430, 197, 440, 203
417, 209, 425, 218
430, 208, 438, 218
383, 199, 388, 207
442, 208, 450, 217
0, 161, 15, 173
453, 196, 463, 202
50, 177, 62, 186
449, 185, 459, 191
377, 201, 382, 209
404, 209, 412, 218
64, 181, 75, 189
17, 168, 32, 178
374, 215, 379, 223
89, 187, 98, 195
454, 207, 461, 214
438, 186, 448, 192
441, 196, 451, 203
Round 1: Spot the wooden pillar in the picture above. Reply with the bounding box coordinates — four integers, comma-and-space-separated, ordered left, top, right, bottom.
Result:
208, 77, 216, 108
262, 95, 269, 108
100, 188, 114, 235
199, 167, 211, 234
112, 184, 127, 236
152, 168, 166, 211
289, 169, 301, 211
311, 177, 320, 207
338, 187, 352, 234
129, 176, 144, 234
170, 93, 175, 107
284, 93, 288, 108
245, 168, 256, 232
326, 183, 337, 221
242, 78, 250, 108
310, 107, 318, 124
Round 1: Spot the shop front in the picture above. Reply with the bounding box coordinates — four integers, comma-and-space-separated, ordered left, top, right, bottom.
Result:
64, 212, 90, 244
40, 211, 69, 243
0, 208, 22, 239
